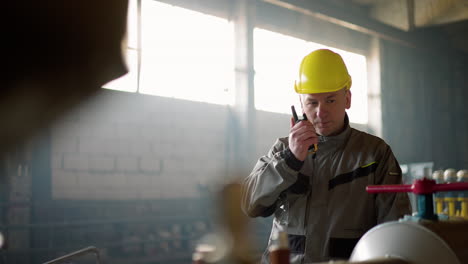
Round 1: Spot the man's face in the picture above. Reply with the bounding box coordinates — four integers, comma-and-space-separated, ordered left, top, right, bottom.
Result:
300, 88, 351, 136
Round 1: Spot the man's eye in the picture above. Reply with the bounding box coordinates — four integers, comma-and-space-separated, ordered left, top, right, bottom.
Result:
327, 99, 335, 103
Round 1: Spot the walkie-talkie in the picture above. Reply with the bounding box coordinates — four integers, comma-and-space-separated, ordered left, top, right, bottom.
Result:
291, 105, 318, 154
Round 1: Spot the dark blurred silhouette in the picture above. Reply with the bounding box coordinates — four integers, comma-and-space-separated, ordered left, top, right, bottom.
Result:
2, 0, 129, 157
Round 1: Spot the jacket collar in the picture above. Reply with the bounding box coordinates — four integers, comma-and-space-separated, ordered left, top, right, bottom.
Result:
317, 114, 352, 150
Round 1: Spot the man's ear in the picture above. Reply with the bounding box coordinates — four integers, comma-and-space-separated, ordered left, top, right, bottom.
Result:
345, 89, 351, 109
299, 94, 305, 113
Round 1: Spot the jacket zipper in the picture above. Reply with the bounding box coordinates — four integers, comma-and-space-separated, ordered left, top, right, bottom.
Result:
302, 191, 311, 264
301, 156, 315, 264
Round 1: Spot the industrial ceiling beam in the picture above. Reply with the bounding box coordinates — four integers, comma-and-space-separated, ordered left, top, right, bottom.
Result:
260, 0, 421, 47
367, 0, 468, 29
370, 0, 413, 31
414, 0, 468, 27
259, 0, 449, 51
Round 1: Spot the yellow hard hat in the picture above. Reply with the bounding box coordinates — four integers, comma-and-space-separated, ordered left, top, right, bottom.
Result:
294, 49, 352, 94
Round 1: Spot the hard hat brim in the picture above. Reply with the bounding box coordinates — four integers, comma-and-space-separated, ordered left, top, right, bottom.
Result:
294, 77, 352, 94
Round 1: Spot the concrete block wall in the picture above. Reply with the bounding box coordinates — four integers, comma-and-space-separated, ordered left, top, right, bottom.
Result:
50, 90, 232, 200
254, 110, 290, 159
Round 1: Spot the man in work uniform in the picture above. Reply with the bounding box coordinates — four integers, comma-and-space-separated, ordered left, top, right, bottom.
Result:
241, 49, 411, 263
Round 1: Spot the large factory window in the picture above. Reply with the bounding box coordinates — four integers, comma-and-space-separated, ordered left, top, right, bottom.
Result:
254, 28, 368, 124
106, 0, 235, 105
139, 1, 235, 105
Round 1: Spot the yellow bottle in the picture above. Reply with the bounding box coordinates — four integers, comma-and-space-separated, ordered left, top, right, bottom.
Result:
432, 170, 445, 214
457, 169, 468, 219
444, 169, 457, 217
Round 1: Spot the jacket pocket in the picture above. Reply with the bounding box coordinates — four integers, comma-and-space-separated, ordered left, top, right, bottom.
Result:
280, 191, 308, 231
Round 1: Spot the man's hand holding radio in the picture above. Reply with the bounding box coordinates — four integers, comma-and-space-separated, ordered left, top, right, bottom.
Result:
288, 117, 318, 161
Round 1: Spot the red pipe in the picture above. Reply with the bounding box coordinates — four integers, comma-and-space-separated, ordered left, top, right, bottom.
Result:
367, 178, 468, 194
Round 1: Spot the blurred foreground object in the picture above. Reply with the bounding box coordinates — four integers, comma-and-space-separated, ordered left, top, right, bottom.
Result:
2, 0, 129, 155
350, 220, 467, 264
268, 230, 290, 264
192, 181, 255, 264
219, 182, 255, 264
1, 1, 128, 256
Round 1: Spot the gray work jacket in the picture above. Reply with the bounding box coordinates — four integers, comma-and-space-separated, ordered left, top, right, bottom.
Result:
242, 119, 411, 263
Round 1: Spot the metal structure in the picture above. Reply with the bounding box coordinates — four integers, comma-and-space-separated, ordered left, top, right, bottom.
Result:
43, 246, 101, 264
348, 178, 468, 264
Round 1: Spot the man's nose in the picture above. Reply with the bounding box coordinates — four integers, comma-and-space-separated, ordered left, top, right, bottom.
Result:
316, 103, 328, 119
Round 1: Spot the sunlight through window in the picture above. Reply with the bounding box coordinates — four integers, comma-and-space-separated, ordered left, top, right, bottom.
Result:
254, 28, 368, 124
139, 1, 235, 105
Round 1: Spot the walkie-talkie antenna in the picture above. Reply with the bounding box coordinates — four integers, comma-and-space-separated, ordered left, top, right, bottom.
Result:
291, 105, 299, 123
